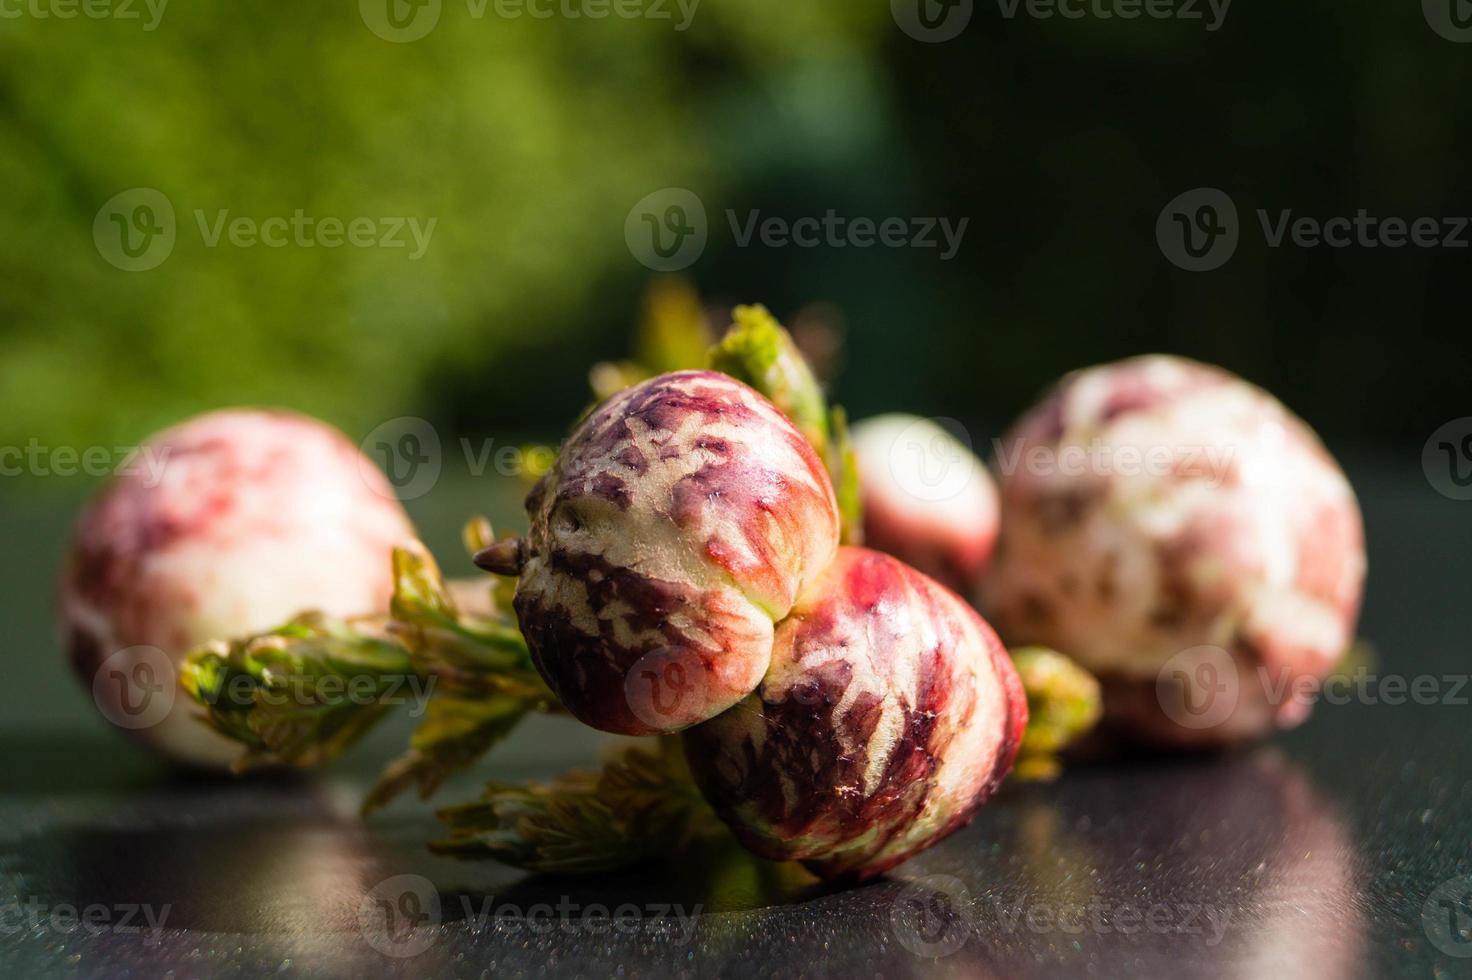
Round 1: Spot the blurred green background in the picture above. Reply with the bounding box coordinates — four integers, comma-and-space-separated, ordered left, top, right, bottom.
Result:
2, 1, 1465, 453
0, 3, 1466, 731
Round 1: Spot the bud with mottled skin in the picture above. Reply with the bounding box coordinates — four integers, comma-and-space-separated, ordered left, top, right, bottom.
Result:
490, 371, 841, 736
983, 356, 1365, 747
850, 414, 999, 596
58, 409, 417, 768
683, 547, 1027, 881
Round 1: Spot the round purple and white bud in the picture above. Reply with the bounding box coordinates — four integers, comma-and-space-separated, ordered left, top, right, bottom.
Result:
983, 355, 1365, 747
851, 414, 999, 597
510, 371, 842, 736
684, 547, 1027, 881
58, 409, 417, 768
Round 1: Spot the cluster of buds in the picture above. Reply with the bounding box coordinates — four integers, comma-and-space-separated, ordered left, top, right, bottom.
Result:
59, 295, 1364, 882
480, 371, 1028, 880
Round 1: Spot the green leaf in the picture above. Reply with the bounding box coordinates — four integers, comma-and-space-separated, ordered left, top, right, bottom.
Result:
363, 695, 529, 814
828, 405, 864, 546
707, 305, 865, 544
179, 646, 268, 756
180, 539, 559, 776
181, 613, 420, 770
434, 780, 633, 873
389, 540, 458, 628
708, 304, 831, 456
392, 541, 531, 666
430, 740, 720, 873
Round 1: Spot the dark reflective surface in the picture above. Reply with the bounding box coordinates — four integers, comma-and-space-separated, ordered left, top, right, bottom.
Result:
1, 457, 1469, 978
0, 712, 1465, 978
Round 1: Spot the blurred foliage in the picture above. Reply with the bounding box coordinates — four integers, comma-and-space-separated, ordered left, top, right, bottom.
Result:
0, 2, 890, 450
0, 0, 1465, 462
